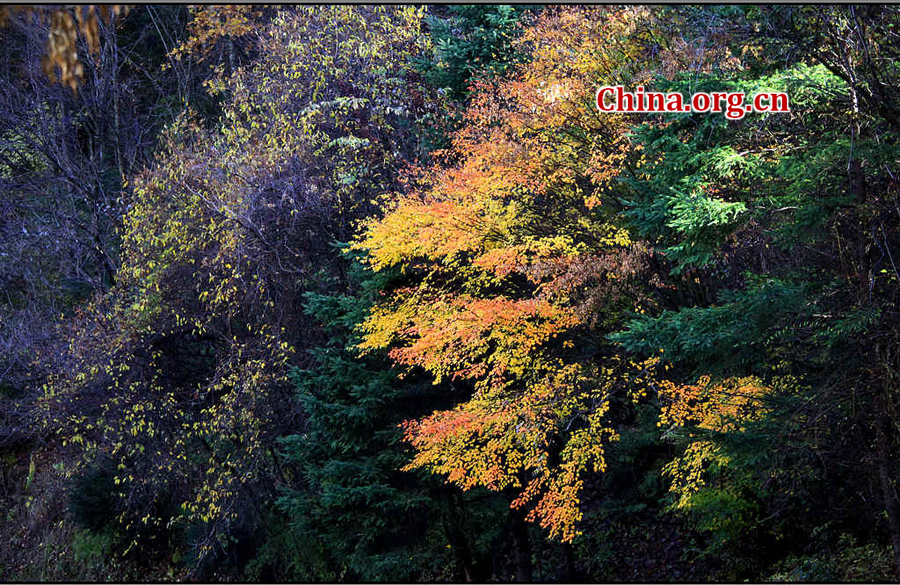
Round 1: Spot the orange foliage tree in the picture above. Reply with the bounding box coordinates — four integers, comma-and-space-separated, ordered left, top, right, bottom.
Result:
353, 6, 684, 542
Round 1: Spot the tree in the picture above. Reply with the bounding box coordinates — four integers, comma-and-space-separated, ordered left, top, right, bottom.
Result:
353, 6, 679, 546
36, 6, 442, 576
613, 6, 900, 575
417, 5, 536, 101
277, 261, 506, 582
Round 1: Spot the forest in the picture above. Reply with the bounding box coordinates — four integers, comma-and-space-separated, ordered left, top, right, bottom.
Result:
1, 4, 900, 582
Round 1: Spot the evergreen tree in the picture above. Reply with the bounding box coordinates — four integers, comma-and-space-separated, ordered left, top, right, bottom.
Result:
277, 258, 505, 581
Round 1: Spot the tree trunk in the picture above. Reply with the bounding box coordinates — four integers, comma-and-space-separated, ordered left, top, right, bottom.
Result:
565, 542, 578, 581
509, 507, 533, 582
441, 490, 475, 582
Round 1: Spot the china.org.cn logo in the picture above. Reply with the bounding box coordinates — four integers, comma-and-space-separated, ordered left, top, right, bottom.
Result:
597, 86, 789, 120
